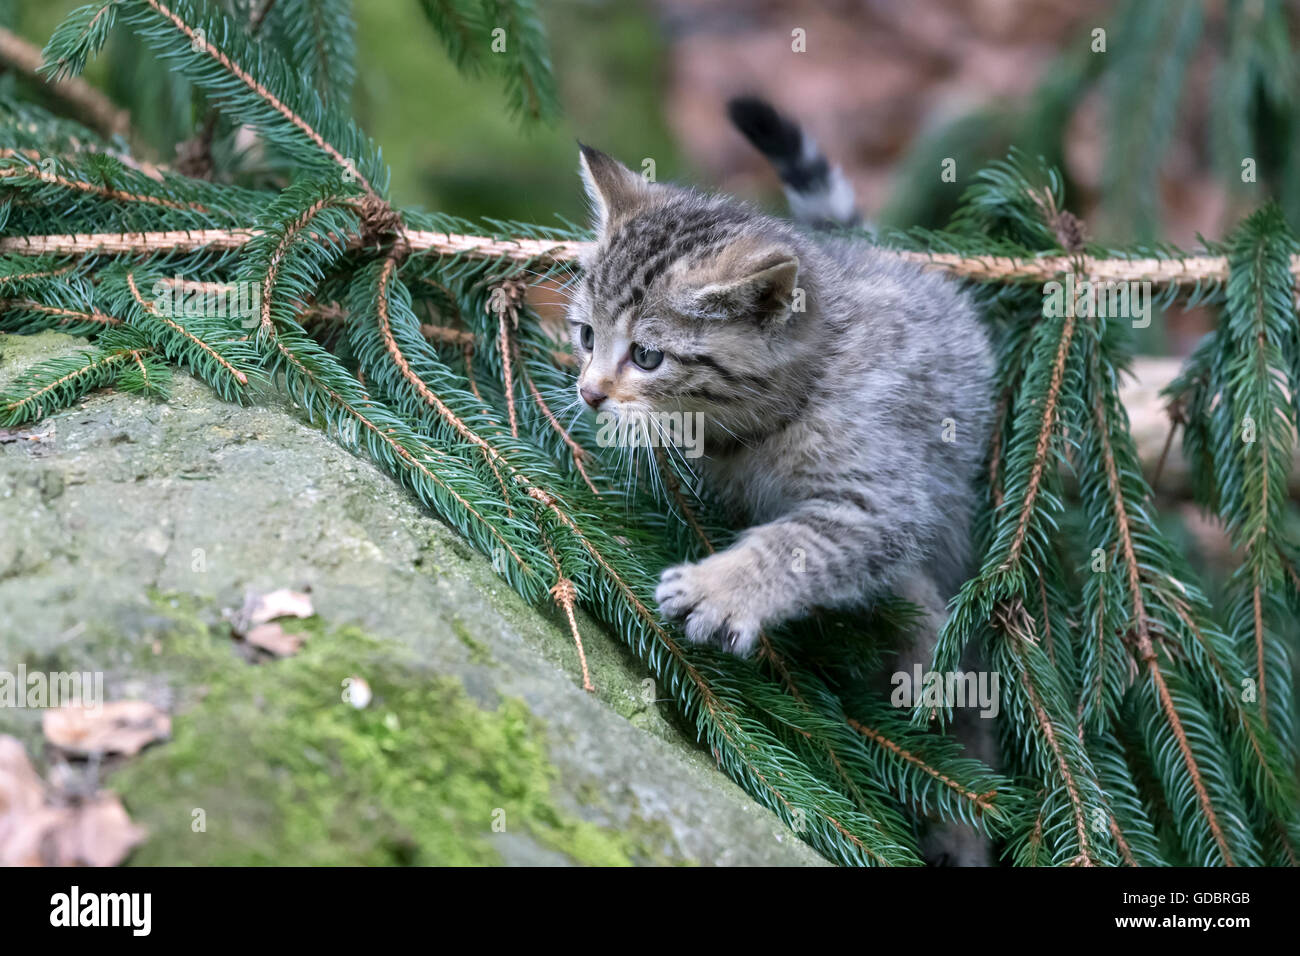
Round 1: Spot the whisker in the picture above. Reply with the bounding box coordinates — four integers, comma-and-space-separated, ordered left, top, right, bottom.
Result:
517, 267, 583, 299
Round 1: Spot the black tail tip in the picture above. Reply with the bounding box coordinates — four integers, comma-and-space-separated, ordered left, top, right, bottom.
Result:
726, 96, 802, 160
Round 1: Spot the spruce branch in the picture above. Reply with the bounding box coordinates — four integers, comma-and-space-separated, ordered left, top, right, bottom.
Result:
36, 2, 120, 83
0, 340, 147, 426
1013, 635, 1103, 866
416, 0, 559, 124
13, 227, 1300, 290
1088, 371, 1237, 865
367, 254, 522, 515
269, 0, 354, 106
119, 0, 382, 194
0, 260, 75, 287
0, 151, 204, 212
846, 716, 998, 817
1215, 207, 1298, 733
1092, 731, 1165, 867
490, 284, 520, 438
0, 298, 121, 329
1000, 309, 1078, 571
522, 485, 910, 865
521, 357, 598, 495
651, 444, 712, 552
240, 182, 362, 336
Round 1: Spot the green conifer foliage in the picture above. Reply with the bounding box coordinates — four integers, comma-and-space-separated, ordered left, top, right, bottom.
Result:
1, 1, 1295, 865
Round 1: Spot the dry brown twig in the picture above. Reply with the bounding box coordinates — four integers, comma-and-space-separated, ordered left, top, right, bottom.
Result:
0, 26, 130, 139
5, 226, 1285, 290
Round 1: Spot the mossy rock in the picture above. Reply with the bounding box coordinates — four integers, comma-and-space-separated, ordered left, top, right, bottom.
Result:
0, 331, 825, 866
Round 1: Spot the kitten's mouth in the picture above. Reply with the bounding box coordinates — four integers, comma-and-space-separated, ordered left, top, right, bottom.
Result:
589, 399, 636, 422
578, 390, 620, 416
593, 401, 658, 430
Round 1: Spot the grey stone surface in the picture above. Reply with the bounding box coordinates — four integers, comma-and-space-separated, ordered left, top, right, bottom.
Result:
0, 331, 824, 866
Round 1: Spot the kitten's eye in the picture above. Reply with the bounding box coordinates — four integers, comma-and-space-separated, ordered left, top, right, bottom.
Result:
579, 324, 594, 351
630, 343, 663, 370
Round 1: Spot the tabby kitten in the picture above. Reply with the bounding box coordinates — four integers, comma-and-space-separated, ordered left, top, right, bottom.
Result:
570, 101, 995, 664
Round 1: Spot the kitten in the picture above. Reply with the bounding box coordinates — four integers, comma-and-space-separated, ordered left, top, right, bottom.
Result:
570, 113, 994, 658
570, 99, 998, 865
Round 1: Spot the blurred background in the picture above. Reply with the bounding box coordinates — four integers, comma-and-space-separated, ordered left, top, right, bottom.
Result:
7, 0, 1300, 555
10, 2, 1295, 258
10, 0, 1300, 360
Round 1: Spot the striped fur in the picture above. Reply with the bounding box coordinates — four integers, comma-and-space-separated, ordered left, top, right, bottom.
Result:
573, 143, 997, 864
573, 142, 994, 657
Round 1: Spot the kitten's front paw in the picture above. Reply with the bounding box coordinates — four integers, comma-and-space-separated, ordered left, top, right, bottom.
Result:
655, 560, 761, 656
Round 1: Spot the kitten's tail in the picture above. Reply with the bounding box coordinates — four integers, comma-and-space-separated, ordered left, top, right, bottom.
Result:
726, 96, 859, 228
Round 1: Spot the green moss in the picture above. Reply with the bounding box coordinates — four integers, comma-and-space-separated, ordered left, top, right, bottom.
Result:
450, 616, 495, 666
110, 600, 646, 865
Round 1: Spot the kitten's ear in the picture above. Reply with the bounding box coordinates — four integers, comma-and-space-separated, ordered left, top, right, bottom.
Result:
578, 144, 650, 235
677, 242, 801, 324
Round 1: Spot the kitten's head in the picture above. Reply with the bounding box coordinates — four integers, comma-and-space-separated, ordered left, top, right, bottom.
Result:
568, 146, 813, 439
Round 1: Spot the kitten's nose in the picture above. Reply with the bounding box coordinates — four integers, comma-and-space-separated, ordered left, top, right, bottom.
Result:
580, 385, 607, 409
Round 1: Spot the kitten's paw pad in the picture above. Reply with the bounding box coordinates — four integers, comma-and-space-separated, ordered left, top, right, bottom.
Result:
655, 562, 760, 656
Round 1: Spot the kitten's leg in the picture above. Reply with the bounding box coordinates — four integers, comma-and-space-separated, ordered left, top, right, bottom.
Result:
894, 570, 997, 868
655, 499, 926, 655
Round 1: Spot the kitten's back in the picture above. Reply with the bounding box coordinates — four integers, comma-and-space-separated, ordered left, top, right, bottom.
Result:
824, 237, 995, 593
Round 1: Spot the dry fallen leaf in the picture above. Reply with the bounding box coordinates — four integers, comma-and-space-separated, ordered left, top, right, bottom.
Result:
244, 622, 305, 657
230, 587, 314, 657
0, 735, 145, 866
46, 793, 147, 868
0, 423, 54, 445
0, 737, 66, 866
43, 700, 171, 757
236, 587, 313, 631
0, 736, 51, 855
